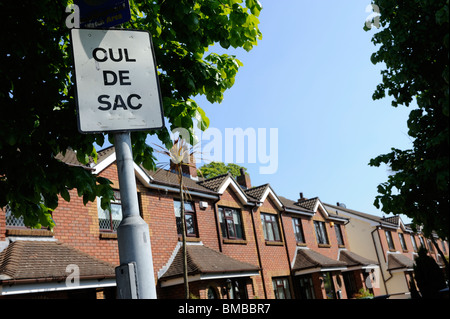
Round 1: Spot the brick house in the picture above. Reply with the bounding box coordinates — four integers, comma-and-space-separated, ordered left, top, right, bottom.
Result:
1, 146, 384, 299
278, 194, 379, 299
324, 203, 449, 299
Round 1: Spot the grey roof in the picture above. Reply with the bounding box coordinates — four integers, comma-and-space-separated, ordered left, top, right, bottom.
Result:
197, 173, 231, 192
160, 244, 260, 280
324, 203, 399, 228
339, 250, 378, 267
55, 146, 115, 169
244, 184, 270, 201
0, 241, 116, 282
278, 196, 315, 215
144, 168, 218, 195
387, 253, 414, 271
292, 249, 347, 272
296, 197, 320, 211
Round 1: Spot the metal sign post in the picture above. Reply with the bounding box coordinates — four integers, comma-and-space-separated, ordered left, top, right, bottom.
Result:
71, 28, 164, 298
114, 132, 156, 298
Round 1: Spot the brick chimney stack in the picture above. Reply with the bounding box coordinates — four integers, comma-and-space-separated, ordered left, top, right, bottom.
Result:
237, 168, 251, 189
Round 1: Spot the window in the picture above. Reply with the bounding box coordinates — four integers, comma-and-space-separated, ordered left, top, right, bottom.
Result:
173, 200, 198, 237
419, 236, 426, 249
298, 275, 315, 299
261, 213, 281, 242
218, 207, 244, 240
335, 224, 344, 246
314, 221, 329, 245
399, 233, 408, 251
322, 272, 336, 299
225, 278, 248, 299
5, 205, 26, 228
98, 190, 122, 232
292, 218, 305, 244
272, 277, 291, 299
5, 203, 53, 230
385, 230, 395, 250
427, 239, 435, 253
411, 235, 418, 252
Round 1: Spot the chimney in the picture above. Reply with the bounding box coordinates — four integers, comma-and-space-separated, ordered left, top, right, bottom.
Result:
237, 168, 251, 189
170, 154, 198, 180
299, 192, 305, 201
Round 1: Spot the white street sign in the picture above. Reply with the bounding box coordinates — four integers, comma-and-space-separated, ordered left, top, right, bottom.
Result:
70, 28, 164, 133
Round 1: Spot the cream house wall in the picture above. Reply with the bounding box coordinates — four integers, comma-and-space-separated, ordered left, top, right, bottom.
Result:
324, 205, 388, 295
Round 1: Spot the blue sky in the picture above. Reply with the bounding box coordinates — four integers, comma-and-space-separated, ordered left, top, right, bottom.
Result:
106, 1, 415, 221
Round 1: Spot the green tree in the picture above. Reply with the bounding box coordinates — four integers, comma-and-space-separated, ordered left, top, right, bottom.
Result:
0, 0, 262, 228
198, 161, 247, 179
366, 1, 449, 252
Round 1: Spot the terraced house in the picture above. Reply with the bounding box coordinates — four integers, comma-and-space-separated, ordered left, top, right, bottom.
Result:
0, 146, 446, 299
324, 203, 449, 299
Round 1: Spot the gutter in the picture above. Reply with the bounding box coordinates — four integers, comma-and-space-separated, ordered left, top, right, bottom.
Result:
146, 182, 220, 200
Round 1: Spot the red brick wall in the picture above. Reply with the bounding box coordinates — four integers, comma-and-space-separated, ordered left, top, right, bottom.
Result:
51, 163, 122, 266
216, 187, 265, 298
254, 197, 291, 299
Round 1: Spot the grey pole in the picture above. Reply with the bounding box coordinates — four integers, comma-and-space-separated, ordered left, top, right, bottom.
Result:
114, 131, 157, 299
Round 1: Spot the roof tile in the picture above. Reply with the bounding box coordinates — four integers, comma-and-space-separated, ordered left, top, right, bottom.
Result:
0, 241, 116, 282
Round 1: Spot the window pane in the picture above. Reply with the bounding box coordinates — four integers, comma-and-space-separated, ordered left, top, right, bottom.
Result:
335, 224, 344, 246
411, 235, 418, 252
184, 202, 194, 212
315, 221, 326, 244
174, 201, 181, 217
185, 214, 196, 235
226, 219, 236, 238
272, 220, 281, 241
266, 222, 274, 241
174, 200, 197, 236
233, 211, 243, 239
385, 231, 395, 250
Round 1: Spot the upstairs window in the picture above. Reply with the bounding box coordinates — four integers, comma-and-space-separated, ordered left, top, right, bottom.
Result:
173, 200, 198, 237
292, 218, 305, 244
218, 207, 244, 240
5, 205, 26, 228
427, 239, 435, 253
5, 205, 52, 231
261, 213, 281, 242
334, 224, 344, 246
314, 221, 329, 245
419, 236, 426, 249
399, 233, 408, 251
385, 230, 395, 250
411, 235, 418, 252
98, 190, 122, 232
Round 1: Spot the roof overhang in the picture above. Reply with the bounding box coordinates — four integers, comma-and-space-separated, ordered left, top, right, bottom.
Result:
217, 177, 251, 205
159, 270, 260, 288
258, 186, 283, 210
0, 277, 116, 296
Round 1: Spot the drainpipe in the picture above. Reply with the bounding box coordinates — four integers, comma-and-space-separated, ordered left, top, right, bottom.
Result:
279, 209, 296, 298
212, 198, 222, 252
371, 225, 388, 295
250, 203, 267, 299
